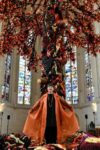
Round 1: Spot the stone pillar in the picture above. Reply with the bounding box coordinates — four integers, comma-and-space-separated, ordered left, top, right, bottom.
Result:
77, 48, 86, 105
31, 36, 42, 103
9, 50, 19, 105
90, 56, 99, 99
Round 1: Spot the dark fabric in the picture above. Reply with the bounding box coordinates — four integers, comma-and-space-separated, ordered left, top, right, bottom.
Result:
42, 56, 54, 75
45, 94, 57, 143
46, 94, 56, 127
79, 142, 100, 150
45, 127, 57, 144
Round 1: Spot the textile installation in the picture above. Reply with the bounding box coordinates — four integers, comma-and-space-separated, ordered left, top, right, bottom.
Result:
0, 0, 99, 95
23, 93, 79, 144
0, 1, 100, 150
0, 132, 100, 150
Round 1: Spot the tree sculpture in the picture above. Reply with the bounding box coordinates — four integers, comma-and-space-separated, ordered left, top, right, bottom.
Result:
0, 0, 99, 96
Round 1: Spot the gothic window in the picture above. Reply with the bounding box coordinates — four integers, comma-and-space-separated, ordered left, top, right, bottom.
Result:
65, 48, 78, 104
85, 52, 95, 101
1, 54, 12, 101
18, 56, 31, 105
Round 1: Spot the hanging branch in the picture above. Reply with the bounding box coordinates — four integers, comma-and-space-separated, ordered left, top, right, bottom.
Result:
0, 0, 100, 95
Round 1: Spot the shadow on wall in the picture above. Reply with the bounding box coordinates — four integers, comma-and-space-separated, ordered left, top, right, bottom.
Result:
75, 113, 80, 126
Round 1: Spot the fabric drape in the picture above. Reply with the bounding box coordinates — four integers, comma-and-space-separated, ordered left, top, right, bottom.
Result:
23, 93, 79, 143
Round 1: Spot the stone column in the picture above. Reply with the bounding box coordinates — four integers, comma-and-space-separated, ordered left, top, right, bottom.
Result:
9, 50, 19, 105
31, 36, 43, 103
77, 48, 86, 106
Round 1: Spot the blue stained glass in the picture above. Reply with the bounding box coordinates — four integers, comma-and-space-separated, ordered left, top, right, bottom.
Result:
18, 56, 31, 105
85, 52, 94, 101
1, 54, 11, 101
65, 48, 78, 104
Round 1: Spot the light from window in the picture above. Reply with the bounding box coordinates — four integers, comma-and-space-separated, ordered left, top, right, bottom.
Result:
1, 54, 11, 101
18, 56, 31, 105
65, 48, 78, 104
85, 52, 95, 101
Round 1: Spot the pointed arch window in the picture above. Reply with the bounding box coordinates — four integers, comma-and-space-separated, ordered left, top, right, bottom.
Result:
1, 54, 12, 101
85, 52, 95, 101
18, 56, 31, 105
65, 47, 78, 104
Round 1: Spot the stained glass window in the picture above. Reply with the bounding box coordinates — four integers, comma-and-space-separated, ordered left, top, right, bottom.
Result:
18, 56, 31, 105
1, 54, 12, 101
85, 52, 95, 101
65, 48, 78, 104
